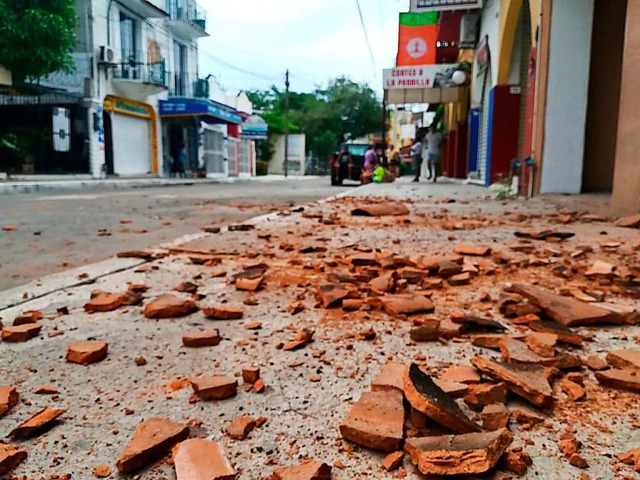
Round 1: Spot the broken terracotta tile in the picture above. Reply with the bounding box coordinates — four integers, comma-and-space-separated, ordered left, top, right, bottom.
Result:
191, 376, 238, 400
339, 389, 405, 452
13, 310, 43, 326
463, 383, 507, 410
585, 260, 616, 278
371, 362, 406, 394
404, 428, 513, 476
66, 341, 108, 365
569, 453, 589, 469
451, 314, 506, 332
288, 301, 305, 315
615, 214, 640, 228
117, 418, 189, 473
0, 386, 19, 417
173, 439, 236, 479
379, 294, 434, 316
271, 460, 332, 480
202, 306, 244, 320
403, 364, 481, 434
448, 272, 472, 286
369, 272, 396, 295
317, 284, 350, 308
226, 416, 257, 440
135, 356, 147, 366
348, 253, 380, 267
242, 367, 260, 385
595, 369, 640, 393
84, 293, 126, 313
182, 330, 221, 348
471, 357, 554, 408
471, 335, 505, 350
529, 320, 584, 346
342, 299, 363, 311
481, 403, 510, 431
9, 407, 65, 438
283, 329, 314, 351
440, 365, 481, 384
512, 409, 545, 428
453, 244, 491, 257
351, 203, 409, 216
143, 294, 198, 319
438, 260, 464, 279
1, 323, 42, 342
559, 379, 586, 401
607, 350, 640, 371
254, 379, 265, 393
33, 386, 59, 395
433, 379, 469, 398
510, 283, 636, 327
525, 332, 557, 358
0, 443, 27, 476
236, 276, 264, 292
173, 281, 199, 294
382, 451, 404, 472
409, 326, 440, 342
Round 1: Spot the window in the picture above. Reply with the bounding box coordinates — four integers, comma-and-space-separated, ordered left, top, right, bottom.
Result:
173, 41, 187, 95
120, 12, 138, 79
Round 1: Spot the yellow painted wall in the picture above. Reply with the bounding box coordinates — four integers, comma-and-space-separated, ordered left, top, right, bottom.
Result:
498, 0, 540, 84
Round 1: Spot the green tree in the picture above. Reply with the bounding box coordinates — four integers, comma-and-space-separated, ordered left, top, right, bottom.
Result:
0, 0, 77, 83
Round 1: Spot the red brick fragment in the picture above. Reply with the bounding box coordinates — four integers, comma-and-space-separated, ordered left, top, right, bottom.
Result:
84, 293, 126, 313
143, 294, 198, 319
526, 332, 557, 358
288, 301, 305, 315
93, 465, 111, 478
440, 365, 481, 384
503, 448, 533, 475
615, 214, 640, 228
317, 284, 350, 308
382, 451, 404, 472
203, 306, 244, 320
173, 439, 236, 480
191, 376, 238, 400
236, 276, 264, 292
379, 294, 435, 316
404, 428, 513, 476
371, 362, 406, 394
0, 385, 19, 417
173, 281, 199, 293
1, 323, 42, 342
134, 356, 147, 366
448, 272, 472, 286
13, 310, 43, 326
481, 403, 510, 431
463, 383, 507, 410
9, 406, 65, 438
226, 416, 257, 440
0, 443, 27, 476
33, 385, 59, 395
283, 329, 314, 351
254, 379, 266, 393
66, 341, 108, 365
340, 390, 405, 452
453, 244, 491, 257
116, 418, 189, 473
182, 330, 221, 348
607, 350, 640, 371
271, 460, 332, 480
595, 369, 640, 393
242, 367, 260, 385
351, 203, 409, 216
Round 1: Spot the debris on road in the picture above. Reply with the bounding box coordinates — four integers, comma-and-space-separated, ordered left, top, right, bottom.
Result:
66, 341, 108, 365
143, 294, 198, 319
173, 439, 236, 480
9, 407, 65, 439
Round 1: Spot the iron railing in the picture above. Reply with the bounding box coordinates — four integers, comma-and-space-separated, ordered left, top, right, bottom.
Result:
166, 0, 207, 31
113, 50, 168, 87
168, 72, 209, 98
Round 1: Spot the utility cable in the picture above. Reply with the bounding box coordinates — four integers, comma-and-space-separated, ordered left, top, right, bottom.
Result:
354, 0, 377, 77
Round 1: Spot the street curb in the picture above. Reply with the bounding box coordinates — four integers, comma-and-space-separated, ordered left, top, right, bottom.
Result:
0, 182, 365, 313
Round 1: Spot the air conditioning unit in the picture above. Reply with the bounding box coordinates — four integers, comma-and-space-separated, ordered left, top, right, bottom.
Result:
459, 14, 480, 49
99, 45, 119, 65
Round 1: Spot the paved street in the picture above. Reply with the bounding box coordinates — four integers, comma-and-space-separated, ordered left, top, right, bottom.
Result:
0, 179, 350, 292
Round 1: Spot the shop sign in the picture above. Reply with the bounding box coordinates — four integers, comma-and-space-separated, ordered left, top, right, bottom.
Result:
410, 0, 483, 12
383, 64, 458, 90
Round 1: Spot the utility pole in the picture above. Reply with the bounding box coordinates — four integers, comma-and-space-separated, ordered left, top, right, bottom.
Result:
284, 69, 290, 178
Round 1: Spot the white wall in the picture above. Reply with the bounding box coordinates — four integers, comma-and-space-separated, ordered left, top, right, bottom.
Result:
471, 0, 501, 106
269, 134, 306, 175
540, 0, 595, 193
0, 65, 11, 86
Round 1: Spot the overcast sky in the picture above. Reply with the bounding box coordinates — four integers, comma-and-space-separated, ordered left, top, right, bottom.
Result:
198, 0, 410, 94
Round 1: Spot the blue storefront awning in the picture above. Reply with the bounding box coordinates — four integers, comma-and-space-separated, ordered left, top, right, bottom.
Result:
242, 114, 269, 140
159, 98, 242, 124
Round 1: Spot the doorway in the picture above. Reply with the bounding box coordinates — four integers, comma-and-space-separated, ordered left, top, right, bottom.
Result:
103, 110, 114, 175
582, 0, 627, 192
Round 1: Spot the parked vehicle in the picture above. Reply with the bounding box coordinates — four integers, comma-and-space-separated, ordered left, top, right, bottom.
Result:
329, 143, 368, 186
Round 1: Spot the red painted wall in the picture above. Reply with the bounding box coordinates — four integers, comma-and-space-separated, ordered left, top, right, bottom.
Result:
490, 86, 521, 184
453, 122, 468, 178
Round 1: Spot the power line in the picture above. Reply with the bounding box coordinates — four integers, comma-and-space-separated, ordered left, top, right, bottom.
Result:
354, 0, 377, 77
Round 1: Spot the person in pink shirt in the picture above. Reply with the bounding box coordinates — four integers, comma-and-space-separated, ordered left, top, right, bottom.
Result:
363, 145, 378, 172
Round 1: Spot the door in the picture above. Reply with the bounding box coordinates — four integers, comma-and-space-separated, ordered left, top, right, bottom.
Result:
203, 127, 225, 175
239, 139, 251, 175
112, 114, 151, 175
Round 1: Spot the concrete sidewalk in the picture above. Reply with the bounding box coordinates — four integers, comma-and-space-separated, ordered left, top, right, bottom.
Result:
1, 181, 639, 479
0, 174, 323, 195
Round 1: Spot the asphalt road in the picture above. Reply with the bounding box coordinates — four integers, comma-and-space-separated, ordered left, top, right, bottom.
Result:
0, 178, 350, 291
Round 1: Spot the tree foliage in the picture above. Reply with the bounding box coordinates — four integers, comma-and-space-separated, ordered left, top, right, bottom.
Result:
247, 77, 382, 163
0, 0, 77, 82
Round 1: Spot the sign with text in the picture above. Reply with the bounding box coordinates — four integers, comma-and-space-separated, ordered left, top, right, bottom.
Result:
410, 0, 483, 12
397, 12, 438, 66
383, 64, 458, 90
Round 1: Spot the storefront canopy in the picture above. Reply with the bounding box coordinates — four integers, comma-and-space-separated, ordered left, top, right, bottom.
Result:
159, 98, 242, 124
242, 114, 268, 140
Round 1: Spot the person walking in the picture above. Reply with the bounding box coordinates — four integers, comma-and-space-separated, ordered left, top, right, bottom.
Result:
410, 137, 423, 182
425, 125, 443, 182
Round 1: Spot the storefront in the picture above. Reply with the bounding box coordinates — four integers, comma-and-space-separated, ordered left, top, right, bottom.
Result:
103, 95, 158, 176
159, 97, 242, 177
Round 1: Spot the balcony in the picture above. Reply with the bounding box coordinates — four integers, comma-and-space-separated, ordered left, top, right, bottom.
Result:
112, 51, 168, 98
166, 0, 208, 38
117, 0, 169, 18
169, 72, 210, 98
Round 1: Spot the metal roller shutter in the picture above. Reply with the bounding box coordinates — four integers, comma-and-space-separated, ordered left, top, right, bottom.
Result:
112, 114, 152, 175
203, 127, 225, 176
477, 67, 492, 185
517, 0, 532, 159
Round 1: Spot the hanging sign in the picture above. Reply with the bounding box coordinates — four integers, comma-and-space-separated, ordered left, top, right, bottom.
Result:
383, 64, 459, 90
397, 12, 439, 66
410, 0, 483, 12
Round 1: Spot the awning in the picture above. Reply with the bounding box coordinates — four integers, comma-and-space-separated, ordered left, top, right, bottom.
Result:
384, 87, 465, 104
242, 114, 268, 140
159, 98, 242, 124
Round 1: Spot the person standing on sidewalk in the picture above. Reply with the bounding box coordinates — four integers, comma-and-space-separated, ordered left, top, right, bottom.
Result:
410, 137, 423, 182
425, 125, 443, 182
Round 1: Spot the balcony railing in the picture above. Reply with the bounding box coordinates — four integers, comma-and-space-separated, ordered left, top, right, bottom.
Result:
169, 72, 209, 98
113, 51, 168, 88
166, 0, 207, 32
